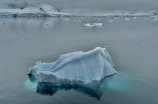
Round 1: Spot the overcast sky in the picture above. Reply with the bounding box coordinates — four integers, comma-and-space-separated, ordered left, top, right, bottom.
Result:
1, 0, 158, 10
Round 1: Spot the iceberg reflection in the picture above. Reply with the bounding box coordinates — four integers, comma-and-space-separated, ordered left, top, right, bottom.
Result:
35, 78, 109, 100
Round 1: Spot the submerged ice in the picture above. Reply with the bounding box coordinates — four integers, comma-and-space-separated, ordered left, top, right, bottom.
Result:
28, 47, 116, 85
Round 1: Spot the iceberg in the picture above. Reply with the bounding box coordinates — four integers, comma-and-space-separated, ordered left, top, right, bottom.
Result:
28, 47, 116, 85
0, 1, 71, 17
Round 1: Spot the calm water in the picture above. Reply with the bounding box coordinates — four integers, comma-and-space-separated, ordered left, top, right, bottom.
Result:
0, 17, 158, 104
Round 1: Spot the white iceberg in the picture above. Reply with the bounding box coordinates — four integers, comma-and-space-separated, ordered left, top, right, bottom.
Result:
0, 1, 71, 17
28, 47, 116, 85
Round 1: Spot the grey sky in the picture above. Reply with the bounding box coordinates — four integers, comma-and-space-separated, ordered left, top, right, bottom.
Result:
1, 0, 158, 10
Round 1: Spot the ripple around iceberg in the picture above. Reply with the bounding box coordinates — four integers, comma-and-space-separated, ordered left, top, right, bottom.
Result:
28, 47, 116, 86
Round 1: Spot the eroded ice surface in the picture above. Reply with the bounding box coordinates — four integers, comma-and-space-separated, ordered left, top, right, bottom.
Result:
28, 47, 116, 85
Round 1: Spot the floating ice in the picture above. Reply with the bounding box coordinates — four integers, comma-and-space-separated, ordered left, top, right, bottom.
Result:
151, 18, 158, 22
125, 17, 130, 20
84, 23, 94, 27
28, 47, 116, 85
80, 17, 85, 20
84, 23, 104, 27
92, 23, 104, 26
113, 17, 120, 19
61, 18, 70, 21
108, 20, 114, 23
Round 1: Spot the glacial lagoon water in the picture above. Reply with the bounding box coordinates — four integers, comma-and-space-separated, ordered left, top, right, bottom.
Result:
0, 17, 158, 104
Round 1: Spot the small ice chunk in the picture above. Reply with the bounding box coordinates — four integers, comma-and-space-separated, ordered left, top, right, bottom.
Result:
108, 20, 114, 23
133, 17, 137, 19
125, 18, 130, 20
61, 18, 70, 21
84, 23, 104, 27
113, 17, 120, 19
104, 45, 108, 48
144, 17, 148, 19
151, 18, 158, 22
92, 23, 104, 27
80, 17, 85, 20
84, 23, 93, 27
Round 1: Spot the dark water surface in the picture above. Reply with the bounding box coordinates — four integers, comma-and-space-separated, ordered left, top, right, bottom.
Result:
0, 17, 158, 104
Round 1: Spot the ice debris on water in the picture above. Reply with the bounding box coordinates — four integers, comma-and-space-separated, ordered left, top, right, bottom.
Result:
80, 17, 85, 20
28, 47, 116, 85
125, 18, 130, 20
133, 17, 137, 19
92, 23, 104, 26
113, 17, 120, 19
84, 23, 104, 27
61, 18, 70, 21
108, 20, 114, 23
84, 23, 94, 27
151, 18, 158, 22
104, 45, 108, 48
